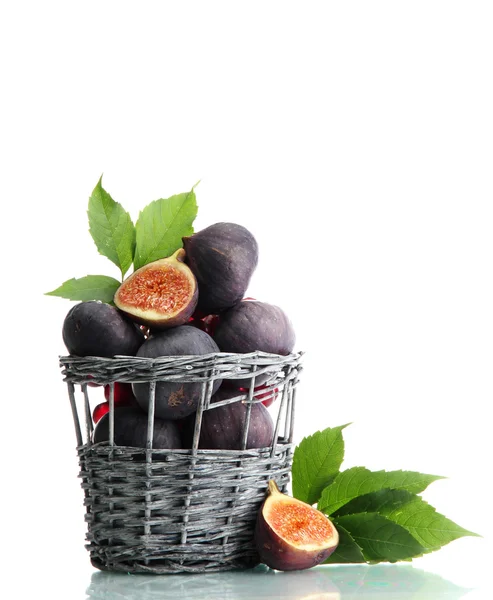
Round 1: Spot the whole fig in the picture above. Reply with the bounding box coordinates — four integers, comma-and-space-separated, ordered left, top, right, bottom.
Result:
62, 301, 144, 357
93, 406, 182, 449
183, 222, 258, 314
183, 388, 274, 450
214, 300, 295, 355
132, 325, 222, 420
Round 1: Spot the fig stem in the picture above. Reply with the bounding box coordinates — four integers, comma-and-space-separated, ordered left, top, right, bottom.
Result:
172, 248, 186, 262
267, 479, 281, 496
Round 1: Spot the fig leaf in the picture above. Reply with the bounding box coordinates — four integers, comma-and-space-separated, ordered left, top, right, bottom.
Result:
134, 187, 198, 270
333, 487, 479, 554
45, 275, 121, 303
292, 424, 350, 505
317, 467, 444, 516
323, 523, 366, 564
333, 512, 425, 563
377, 493, 480, 550
88, 176, 136, 279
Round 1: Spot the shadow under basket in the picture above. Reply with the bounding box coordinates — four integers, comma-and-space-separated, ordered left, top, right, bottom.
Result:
60, 350, 303, 574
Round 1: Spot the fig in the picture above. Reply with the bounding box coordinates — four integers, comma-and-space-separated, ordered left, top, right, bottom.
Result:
255, 480, 339, 571
183, 388, 274, 450
62, 301, 145, 357
183, 222, 259, 314
93, 406, 182, 449
214, 300, 295, 387
114, 249, 198, 329
132, 325, 222, 420
214, 300, 295, 356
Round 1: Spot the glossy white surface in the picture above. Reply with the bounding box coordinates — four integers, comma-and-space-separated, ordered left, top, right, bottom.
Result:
85, 564, 472, 599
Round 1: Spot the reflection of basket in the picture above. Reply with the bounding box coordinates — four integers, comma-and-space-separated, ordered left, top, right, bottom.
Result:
60, 350, 303, 574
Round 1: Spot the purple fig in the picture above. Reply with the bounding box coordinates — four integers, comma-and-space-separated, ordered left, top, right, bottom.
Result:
214, 300, 295, 356
183, 388, 274, 450
132, 325, 222, 420
183, 222, 259, 314
93, 406, 182, 449
62, 301, 144, 357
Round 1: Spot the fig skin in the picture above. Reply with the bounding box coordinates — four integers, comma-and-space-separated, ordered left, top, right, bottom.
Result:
62, 301, 145, 357
132, 325, 222, 420
214, 300, 295, 388
255, 480, 339, 571
183, 388, 274, 450
114, 249, 198, 329
214, 300, 295, 355
183, 222, 259, 314
93, 406, 182, 449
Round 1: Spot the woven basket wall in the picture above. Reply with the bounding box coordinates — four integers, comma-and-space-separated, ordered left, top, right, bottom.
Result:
60, 350, 303, 574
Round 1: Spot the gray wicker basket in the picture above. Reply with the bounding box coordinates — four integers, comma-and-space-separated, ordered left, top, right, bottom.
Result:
60, 350, 303, 574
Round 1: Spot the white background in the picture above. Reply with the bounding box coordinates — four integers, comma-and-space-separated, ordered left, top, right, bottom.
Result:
1, 2, 492, 598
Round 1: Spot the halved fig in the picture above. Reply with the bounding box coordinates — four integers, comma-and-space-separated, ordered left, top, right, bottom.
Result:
255, 480, 339, 571
114, 249, 198, 329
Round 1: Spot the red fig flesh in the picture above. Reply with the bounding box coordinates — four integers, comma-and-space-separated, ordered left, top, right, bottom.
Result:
255, 480, 339, 571
114, 249, 198, 329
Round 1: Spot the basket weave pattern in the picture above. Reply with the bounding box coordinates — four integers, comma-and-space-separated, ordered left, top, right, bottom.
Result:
61, 351, 303, 574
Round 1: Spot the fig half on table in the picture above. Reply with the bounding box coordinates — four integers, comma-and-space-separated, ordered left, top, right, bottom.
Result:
255, 480, 339, 571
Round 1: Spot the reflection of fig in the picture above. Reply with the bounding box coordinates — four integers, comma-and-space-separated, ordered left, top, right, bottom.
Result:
93, 406, 182, 449
132, 326, 222, 420
214, 300, 295, 356
62, 301, 144, 357
255, 480, 339, 571
183, 388, 274, 450
114, 249, 198, 329
183, 222, 258, 314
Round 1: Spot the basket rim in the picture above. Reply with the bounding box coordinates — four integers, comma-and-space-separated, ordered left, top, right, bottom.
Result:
60, 349, 303, 365
78, 438, 295, 455
59, 350, 304, 385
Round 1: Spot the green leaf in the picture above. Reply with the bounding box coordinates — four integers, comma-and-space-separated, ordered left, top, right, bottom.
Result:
334, 513, 425, 563
334, 488, 414, 517
88, 176, 136, 278
134, 187, 198, 270
45, 275, 121, 303
334, 487, 479, 552
292, 424, 350, 505
318, 467, 444, 515
324, 523, 366, 564
378, 492, 480, 552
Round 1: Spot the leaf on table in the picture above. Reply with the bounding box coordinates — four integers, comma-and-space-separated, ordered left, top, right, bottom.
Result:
318, 467, 444, 515
324, 523, 366, 564
334, 488, 416, 517
292, 424, 350, 505
334, 512, 425, 563
378, 492, 480, 552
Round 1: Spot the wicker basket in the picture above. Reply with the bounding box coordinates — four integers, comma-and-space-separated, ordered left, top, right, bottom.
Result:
60, 350, 303, 574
